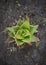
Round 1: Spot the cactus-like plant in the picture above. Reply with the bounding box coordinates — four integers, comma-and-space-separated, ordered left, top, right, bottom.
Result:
6, 16, 38, 47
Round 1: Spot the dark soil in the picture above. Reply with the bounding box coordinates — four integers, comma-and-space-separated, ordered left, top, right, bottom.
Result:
0, 0, 46, 65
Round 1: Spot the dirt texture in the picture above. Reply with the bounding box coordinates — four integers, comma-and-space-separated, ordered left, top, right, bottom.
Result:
0, 0, 46, 65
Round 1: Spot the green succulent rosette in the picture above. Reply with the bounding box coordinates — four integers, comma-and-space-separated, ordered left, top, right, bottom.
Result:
6, 17, 38, 46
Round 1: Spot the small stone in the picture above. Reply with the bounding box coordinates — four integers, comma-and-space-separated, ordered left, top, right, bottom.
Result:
16, 1, 18, 3
10, 9, 12, 12
12, 47, 17, 51
10, 49, 12, 52
25, 55, 28, 58
7, 47, 17, 52
13, 22, 15, 25
8, 16, 11, 19
28, 52, 30, 55
18, 3, 21, 7
43, 24, 45, 26
19, 15, 22, 18
36, 63, 39, 65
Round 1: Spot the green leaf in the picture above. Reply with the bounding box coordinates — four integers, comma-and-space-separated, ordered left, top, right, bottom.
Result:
15, 29, 23, 40
6, 16, 38, 46
22, 36, 31, 43
22, 35, 36, 43
12, 25, 19, 34
20, 21, 30, 30
15, 29, 30, 40
30, 35, 36, 42
23, 29, 30, 37
7, 27, 15, 34
30, 25, 38, 34
17, 19, 24, 26
8, 32, 14, 38
16, 39, 24, 46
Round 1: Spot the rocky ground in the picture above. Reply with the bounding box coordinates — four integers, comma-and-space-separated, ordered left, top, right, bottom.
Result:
0, 0, 46, 65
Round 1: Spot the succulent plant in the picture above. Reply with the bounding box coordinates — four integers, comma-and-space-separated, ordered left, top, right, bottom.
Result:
6, 16, 38, 47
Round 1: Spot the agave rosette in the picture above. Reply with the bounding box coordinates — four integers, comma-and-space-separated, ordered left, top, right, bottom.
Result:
7, 18, 38, 46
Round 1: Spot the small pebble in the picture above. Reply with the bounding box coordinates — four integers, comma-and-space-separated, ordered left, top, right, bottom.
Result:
43, 24, 45, 26
10, 9, 12, 12
7, 47, 17, 52
19, 15, 22, 18
8, 16, 11, 19
25, 55, 28, 58
28, 52, 30, 55
18, 3, 21, 7
36, 63, 39, 65
16, 1, 18, 3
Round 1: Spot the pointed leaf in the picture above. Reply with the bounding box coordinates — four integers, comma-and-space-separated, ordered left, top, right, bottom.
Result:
16, 39, 24, 46
12, 25, 19, 34
17, 19, 24, 26
21, 29, 30, 37
15, 29, 23, 40
30, 35, 36, 42
7, 27, 15, 35
20, 21, 30, 30
30, 25, 38, 34
22, 36, 31, 43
